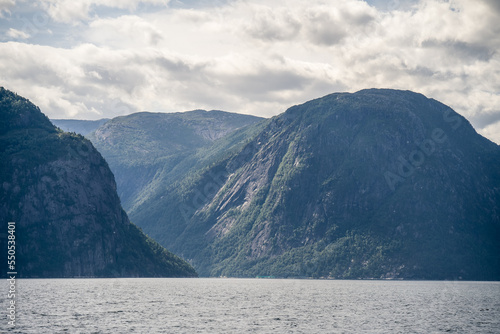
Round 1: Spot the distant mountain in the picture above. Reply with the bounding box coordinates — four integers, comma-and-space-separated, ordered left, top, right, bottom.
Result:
51, 118, 110, 136
0, 87, 197, 278
87, 110, 264, 212
121, 89, 499, 280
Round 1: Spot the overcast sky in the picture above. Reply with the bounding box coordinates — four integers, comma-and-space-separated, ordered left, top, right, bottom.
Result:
0, 0, 499, 143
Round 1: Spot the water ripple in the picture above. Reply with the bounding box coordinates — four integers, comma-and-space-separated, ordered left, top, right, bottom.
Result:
1, 279, 499, 333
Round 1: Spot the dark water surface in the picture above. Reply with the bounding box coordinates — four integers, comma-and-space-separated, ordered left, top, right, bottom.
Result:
1, 278, 499, 333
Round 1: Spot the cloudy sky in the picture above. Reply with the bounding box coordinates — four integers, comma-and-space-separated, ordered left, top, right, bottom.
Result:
0, 0, 499, 143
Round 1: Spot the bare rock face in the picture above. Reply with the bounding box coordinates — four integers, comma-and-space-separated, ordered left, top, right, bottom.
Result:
0, 87, 197, 278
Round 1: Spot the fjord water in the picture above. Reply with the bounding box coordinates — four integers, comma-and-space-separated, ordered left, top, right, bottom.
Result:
2, 279, 499, 333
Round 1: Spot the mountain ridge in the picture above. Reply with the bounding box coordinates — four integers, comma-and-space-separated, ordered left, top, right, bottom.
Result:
51, 118, 110, 136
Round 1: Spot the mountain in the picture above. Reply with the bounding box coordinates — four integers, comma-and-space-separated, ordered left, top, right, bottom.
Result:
0, 87, 197, 278
87, 110, 264, 212
51, 118, 110, 136
124, 89, 500, 280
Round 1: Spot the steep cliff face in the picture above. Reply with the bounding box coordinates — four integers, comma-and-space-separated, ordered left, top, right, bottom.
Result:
0, 87, 197, 278
135, 89, 500, 279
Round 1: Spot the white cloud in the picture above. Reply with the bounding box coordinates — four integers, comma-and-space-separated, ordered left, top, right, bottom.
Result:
479, 121, 500, 145
243, 5, 302, 42
0, 0, 16, 17
39, 0, 170, 23
87, 15, 163, 47
303, 2, 376, 46
41, 0, 91, 23
0, 0, 499, 143
6, 27, 30, 39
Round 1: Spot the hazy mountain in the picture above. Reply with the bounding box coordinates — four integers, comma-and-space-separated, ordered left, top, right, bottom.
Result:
51, 118, 110, 136
0, 87, 197, 278
87, 110, 264, 212
125, 89, 500, 280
